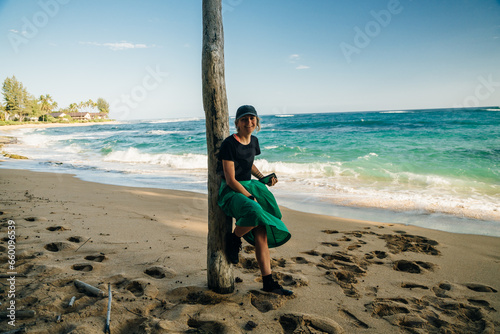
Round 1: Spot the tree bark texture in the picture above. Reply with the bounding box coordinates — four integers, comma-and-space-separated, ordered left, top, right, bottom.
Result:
202, 0, 234, 294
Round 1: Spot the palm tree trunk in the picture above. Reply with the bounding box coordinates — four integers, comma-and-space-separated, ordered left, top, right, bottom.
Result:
202, 0, 234, 294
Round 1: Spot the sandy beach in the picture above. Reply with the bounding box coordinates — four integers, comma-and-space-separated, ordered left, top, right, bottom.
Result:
0, 168, 498, 333
0, 121, 120, 131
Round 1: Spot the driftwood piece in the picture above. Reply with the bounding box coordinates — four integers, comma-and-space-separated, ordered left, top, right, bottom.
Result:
104, 284, 112, 333
74, 279, 104, 297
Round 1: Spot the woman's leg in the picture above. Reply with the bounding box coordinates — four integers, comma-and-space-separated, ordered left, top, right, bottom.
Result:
253, 226, 271, 276
253, 226, 292, 295
233, 225, 255, 238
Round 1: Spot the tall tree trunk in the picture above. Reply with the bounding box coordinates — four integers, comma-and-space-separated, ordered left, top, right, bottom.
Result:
202, 0, 234, 294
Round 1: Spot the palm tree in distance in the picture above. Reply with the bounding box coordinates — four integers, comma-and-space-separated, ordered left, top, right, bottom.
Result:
39, 94, 57, 118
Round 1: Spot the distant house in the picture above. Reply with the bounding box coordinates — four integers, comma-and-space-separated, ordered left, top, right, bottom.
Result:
29, 117, 38, 122
92, 113, 109, 120
50, 112, 67, 118
68, 112, 91, 121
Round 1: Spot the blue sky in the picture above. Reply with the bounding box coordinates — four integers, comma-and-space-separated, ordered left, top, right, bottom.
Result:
1, 0, 499, 120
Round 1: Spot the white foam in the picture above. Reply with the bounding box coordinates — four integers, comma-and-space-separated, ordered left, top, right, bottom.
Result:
104, 148, 207, 169
147, 117, 202, 124
357, 152, 378, 160
147, 130, 188, 135
275, 114, 295, 118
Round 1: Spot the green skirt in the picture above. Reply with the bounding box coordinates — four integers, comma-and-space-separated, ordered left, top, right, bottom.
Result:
218, 180, 291, 248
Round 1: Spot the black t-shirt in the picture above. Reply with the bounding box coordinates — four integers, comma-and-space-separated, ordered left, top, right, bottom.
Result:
217, 135, 261, 181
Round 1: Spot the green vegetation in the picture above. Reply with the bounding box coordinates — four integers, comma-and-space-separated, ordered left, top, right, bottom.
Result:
1, 76, 112, 126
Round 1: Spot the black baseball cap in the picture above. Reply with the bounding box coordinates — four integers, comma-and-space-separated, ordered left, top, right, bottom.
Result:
236, 105, 258, 120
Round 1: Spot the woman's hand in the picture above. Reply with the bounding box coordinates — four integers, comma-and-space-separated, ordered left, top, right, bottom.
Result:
269, 176, 278, 186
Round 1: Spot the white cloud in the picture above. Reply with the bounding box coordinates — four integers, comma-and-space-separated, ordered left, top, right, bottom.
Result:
9, 29, 28, 36
288, 54, 310, 69
80, 41, 153, 51
288, 54, 300, 63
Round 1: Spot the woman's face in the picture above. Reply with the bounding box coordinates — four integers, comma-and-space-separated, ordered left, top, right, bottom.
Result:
236, 115, 257, 134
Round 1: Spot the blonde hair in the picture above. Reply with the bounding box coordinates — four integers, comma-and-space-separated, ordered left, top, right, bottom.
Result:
235, 116, 261, 132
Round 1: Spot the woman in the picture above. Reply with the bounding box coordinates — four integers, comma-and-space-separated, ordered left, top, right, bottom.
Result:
217, 105, 292, 296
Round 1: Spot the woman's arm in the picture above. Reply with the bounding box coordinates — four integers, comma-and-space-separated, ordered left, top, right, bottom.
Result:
251, 164, 264, 180
222, 160, 253, 197
252, 164, 278, 186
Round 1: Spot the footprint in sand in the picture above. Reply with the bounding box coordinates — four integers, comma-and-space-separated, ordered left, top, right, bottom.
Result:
364, 251, 389, 265
468, 299, 497, 311
325, 270, 360, 298
393, 260, 436, 274
238, 257, 260, 272
321, 241, 340, 247
464, 283, 498, 293
380, 234, 440, 255
321, 251, 367, 275
71, 263, 93, 272
304, 246, 369, 298
46, 225, 70, 231
347, 243, 362, 250
248, 290, 294, 313
126, 281, 145, 297
340, 309, 370, 329
116, 279, 159, 299
273, 271, 309, 287
184, 289, 226, 305
401, 282, 429, 290
279, 313, 344, 333
431, 281, 453, 297
68, 236, 85, 243
239, 256, 287, 272
44, 242, 74, 252
366, 298, 411, 318
366, 295, 496, 333
301, 250, 320, 256
85, 254, 107, 262
291, 256, 310, 264
144, 266, 176, 279
321, 229, 339, 234
187, 317, 230, 333
365, 250, 388, 260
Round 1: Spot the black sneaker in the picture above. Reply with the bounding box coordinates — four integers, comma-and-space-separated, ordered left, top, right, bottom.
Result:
263, 280, 293, 296
226, 232, 242, 264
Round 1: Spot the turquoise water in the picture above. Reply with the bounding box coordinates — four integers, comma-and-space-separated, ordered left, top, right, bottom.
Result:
2, 107, 499, 236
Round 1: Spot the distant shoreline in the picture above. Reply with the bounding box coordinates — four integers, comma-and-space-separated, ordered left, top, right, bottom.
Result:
0, 120, 120, 131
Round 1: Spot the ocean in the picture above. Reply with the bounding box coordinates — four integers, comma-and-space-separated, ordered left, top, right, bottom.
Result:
1, 108, 499, 237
